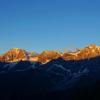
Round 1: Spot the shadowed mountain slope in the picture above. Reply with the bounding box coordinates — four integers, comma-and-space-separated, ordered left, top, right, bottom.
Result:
0, 56, 100, 100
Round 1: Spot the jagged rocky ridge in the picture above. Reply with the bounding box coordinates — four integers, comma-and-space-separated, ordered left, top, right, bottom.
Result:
0, 44, 100, 64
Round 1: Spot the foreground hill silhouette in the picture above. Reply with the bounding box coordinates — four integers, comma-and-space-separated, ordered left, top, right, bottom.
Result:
0, 55, 100, 100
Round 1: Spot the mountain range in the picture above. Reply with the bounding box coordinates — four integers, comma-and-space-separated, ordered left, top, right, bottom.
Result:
0, 44, 100, 63
0, 44, 100, 100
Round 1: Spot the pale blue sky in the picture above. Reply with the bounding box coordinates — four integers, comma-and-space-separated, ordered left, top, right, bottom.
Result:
0, 0, 100, 53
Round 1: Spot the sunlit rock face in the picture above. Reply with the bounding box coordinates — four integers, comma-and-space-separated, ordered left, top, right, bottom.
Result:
62, 44, 100, 60
76, 44, 100, 60
38, 50, 62, 64
0, 48, 31, 62
0, 44, 100, 63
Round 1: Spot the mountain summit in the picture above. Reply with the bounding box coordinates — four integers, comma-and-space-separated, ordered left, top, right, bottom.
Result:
63, 44, 100, 60
0, 48, 32, 62
0, 44, 100, 63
